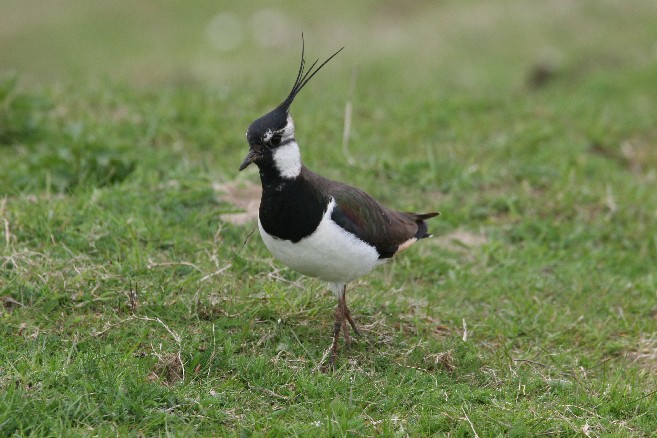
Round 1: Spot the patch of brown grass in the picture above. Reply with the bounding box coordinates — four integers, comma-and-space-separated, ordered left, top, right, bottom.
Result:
626, 335, 657, 372
434, 229, 489, 252
149, 352, 184, 385
214, 180, 261, 225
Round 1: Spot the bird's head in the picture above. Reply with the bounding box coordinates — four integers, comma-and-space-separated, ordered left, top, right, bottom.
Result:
239, 37, 343, 179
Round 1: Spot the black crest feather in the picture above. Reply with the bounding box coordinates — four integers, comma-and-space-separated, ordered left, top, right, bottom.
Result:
278, 33, 344, 112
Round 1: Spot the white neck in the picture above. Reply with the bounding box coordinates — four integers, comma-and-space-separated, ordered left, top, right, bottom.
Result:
273, 141, 302, 179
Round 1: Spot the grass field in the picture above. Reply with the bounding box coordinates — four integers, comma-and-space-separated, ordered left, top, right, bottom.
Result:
2, 0, 657, 436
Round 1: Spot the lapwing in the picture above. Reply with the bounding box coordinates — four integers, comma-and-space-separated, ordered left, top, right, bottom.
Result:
239, 39, 439, 366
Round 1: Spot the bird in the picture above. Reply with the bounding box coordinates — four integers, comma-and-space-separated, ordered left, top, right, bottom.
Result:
239, 38, 439, 366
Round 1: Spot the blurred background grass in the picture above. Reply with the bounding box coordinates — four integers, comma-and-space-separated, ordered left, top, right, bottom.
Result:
3, 0, 657, 91
4, 0, 657, 196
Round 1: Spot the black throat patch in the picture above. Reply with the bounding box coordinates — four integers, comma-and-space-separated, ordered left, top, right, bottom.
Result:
258, 167, 329, 242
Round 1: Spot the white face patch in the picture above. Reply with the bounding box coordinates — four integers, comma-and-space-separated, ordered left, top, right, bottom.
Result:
273, 141, 301, 179
281, 115, 295, 142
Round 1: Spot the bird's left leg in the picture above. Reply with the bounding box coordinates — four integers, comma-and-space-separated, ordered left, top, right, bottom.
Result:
341, 284, 361, 340
327, 283, 362, 366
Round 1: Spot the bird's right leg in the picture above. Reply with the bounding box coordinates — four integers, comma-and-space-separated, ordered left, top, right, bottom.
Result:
328, 283, 348, 366
329, 298, 344, 366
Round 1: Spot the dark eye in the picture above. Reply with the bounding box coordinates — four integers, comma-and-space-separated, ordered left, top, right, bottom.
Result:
270, 134, 282, 146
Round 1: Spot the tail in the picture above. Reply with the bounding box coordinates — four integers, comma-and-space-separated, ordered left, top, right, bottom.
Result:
410, 212, 440, 239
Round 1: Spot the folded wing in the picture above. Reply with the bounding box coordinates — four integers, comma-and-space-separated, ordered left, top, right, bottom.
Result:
329, 182, 438, 258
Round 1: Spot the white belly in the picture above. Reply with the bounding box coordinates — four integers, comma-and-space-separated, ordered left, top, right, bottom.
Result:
258, 199, 384, 283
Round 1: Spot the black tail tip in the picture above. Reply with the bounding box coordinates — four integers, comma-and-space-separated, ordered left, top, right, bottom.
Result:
410, 211, 439, 239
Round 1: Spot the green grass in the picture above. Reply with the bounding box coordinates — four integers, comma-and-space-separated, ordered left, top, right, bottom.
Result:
2, 0, 657, 436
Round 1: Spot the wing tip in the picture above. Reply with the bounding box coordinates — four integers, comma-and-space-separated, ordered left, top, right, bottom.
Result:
415, 212, 440, 220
